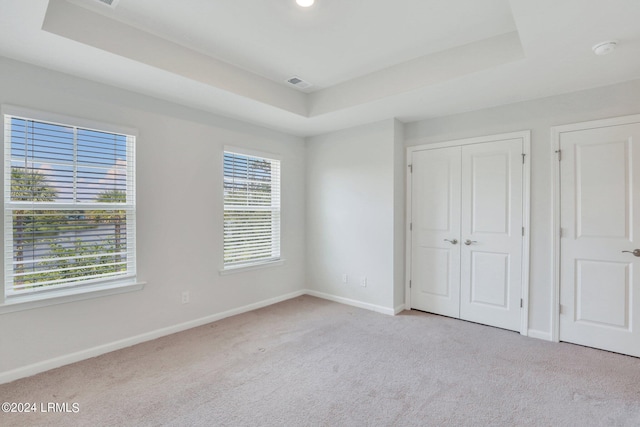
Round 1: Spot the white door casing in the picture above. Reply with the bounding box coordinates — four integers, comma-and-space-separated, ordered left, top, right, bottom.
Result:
406, 131, 530, 334
555, 119, 640, 356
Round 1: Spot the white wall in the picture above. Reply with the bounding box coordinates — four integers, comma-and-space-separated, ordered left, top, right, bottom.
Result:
3, 53, 639, 380
405, 78, 640, 338
306, 119, 404, 313
0, 57, 306, 376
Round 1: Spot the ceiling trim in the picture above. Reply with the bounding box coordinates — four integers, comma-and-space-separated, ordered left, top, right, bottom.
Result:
43, 0, 309, 116
310, 31, 524, 116
42, 0, 524, 120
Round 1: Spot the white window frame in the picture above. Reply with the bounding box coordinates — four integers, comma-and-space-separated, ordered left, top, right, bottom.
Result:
1, 105, 144, 314
221, 146, 283, 273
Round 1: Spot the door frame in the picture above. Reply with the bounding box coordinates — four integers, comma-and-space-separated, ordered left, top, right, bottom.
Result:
406, 131, 531, 335
550, 114, 640, 343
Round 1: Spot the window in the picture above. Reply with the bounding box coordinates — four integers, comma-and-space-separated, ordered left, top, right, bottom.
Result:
223, 148, 281, 269
3, 107, 136, 305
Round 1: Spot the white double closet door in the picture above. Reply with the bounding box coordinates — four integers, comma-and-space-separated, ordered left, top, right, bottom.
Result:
410, 136, 525, 332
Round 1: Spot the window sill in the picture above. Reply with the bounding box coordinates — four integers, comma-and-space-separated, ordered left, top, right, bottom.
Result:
219, 259, 285, 275
0, 279, 146, 314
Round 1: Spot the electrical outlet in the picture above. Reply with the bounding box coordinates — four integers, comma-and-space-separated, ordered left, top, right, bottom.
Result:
181, 291, 190, 304
342, 274, 348, 284
360, 277, 367, 287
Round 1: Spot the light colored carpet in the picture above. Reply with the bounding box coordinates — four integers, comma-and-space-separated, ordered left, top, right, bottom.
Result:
2, 295, 640, 426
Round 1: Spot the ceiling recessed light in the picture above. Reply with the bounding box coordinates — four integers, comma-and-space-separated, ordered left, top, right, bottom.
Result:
592, 40, 618, 56
296, 0, 315, 7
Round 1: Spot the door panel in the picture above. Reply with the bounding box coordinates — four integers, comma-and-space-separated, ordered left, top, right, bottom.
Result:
470, 251, 509, 307
560, 123, 640, 356
576, 140, 629, 239
411, 146, 461, 317
415, 248, 452, 297
575, 260, 629, 329
460, 140, 523, 331
470, 152, 510, 234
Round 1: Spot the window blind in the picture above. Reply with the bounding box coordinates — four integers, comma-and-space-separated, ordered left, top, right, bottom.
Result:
4, 114, 136, 296
223, 150, 280, 268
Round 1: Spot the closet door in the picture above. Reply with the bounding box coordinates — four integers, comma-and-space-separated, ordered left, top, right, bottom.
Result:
459, 140, 523, 331
411, 146, 461, 318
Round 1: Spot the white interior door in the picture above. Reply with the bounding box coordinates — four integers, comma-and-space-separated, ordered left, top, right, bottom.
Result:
559, 122, 640, 356
459, 140, 523, 331
411, 146, 461, 318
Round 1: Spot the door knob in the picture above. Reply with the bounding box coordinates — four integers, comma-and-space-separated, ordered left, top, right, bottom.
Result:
444, 239, 458, 245
464, 239, 477, 246
622, 249, 640, 257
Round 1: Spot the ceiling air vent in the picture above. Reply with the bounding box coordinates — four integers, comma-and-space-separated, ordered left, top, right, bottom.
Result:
94, 0, 120, 8
286, 76, 313, 90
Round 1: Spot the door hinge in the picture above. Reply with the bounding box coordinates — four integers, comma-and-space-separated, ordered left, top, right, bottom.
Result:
522, 226, 525, 236
555, 149, 562, 161
408, 164, 413, 173
559, 227, 563, 238
410, 222, 413, 231
409, 280, 412, 288
522, 153, 526, 164
559, 304, 564, 315
520, 298, 523, 308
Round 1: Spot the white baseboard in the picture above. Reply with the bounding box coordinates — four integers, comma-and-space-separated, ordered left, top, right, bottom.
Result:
2, 289, 400, 384
527, 329, 553, 341
394, 304, 406, 315
304, 289, 395, 316
0, 290, 305, 385
2, 287, 562, 385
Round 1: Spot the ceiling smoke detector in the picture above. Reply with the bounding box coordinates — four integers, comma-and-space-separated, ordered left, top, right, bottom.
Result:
592, 40, 618, 56
286, 76, 313, 90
